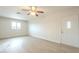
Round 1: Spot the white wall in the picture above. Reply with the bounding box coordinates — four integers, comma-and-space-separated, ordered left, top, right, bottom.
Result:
29, 15, 61, 43
29, 7, 79, 48
0, 17, 28, 39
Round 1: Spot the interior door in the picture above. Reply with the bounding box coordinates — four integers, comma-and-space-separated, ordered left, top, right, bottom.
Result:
61, 15, 79, 48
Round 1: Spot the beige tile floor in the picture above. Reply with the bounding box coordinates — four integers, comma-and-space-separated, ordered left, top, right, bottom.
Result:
0, 36, 79, 53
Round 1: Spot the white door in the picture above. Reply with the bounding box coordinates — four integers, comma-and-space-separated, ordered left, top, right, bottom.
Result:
61, 15, 79, 48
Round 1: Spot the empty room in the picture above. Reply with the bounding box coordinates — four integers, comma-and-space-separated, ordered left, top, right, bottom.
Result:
0, 6, 79, 53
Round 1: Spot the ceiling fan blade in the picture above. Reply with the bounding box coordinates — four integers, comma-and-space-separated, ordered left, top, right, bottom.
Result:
27, 13, 30, 15
37, 11, 44, 13
36, 14, 38, 16
22, 9, 30, 11
16, 12, 21, 14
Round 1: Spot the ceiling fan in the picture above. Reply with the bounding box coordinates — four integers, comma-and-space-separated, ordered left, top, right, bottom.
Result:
21, 6, 44, 16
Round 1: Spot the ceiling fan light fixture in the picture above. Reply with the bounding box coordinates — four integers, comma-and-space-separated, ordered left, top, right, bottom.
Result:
30, 11, 36, 16
22, 6, 44, 16
31, 6, 36, 11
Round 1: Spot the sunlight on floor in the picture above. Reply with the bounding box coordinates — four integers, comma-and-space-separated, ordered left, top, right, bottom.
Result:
9, 39, 23, 48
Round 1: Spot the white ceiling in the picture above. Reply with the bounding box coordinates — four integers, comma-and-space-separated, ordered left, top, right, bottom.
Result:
0, 6, 79, 20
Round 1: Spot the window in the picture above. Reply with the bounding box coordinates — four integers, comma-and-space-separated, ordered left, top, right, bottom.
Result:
67, 21, 71, 29
17, 23, 21, 29
12, 22, 17, 30
11, 22, 21, 30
